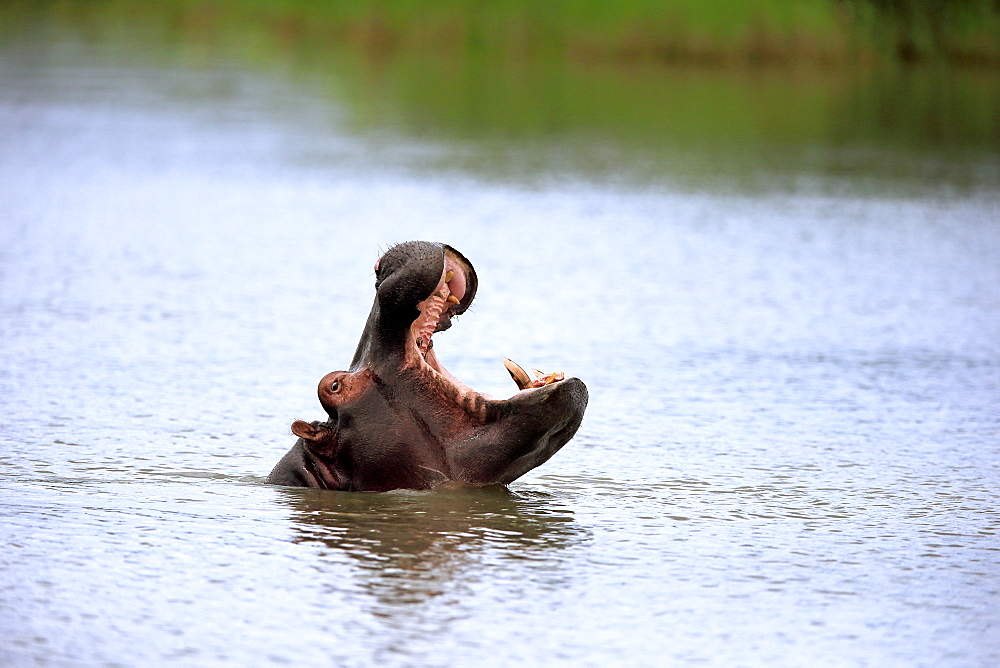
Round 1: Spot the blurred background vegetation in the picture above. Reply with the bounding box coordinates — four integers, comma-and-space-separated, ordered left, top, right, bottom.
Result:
2, 0, 997, 187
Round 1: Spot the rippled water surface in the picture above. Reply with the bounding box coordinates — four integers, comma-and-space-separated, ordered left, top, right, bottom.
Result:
2, 27, 1000, 667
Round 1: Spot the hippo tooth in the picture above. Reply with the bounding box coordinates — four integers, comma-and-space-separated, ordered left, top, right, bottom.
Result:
445, 270, 454, 282
503, 358, 532, 390
447, 295, 460, 304
532, 368, 545, 378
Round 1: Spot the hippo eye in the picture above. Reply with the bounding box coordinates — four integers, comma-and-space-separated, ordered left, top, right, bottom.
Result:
329, 380, 340, 393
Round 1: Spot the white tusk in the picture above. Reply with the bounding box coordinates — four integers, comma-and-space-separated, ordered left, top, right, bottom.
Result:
503, 358, 532, 390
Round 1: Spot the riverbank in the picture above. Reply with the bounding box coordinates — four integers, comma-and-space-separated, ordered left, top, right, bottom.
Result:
10, 0, 999, 68
3, 0, 996, 190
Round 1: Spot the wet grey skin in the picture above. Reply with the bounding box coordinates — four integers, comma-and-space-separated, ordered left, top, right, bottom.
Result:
267, 241, 588, 492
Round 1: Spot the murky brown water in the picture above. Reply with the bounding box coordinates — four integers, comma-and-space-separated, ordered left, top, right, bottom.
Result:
2, 20, 999, 667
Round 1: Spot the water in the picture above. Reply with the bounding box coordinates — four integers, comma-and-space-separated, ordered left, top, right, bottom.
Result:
2, 22, 1000, 667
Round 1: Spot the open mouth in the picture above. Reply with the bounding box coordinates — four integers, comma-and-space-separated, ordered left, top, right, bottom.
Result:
408, 246, 564, 398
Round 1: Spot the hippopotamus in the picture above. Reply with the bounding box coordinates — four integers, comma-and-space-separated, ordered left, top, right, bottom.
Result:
267, 241, 588, 492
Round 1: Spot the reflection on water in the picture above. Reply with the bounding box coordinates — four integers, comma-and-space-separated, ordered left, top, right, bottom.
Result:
278, 485, 582, 609
1, 5, 999, 667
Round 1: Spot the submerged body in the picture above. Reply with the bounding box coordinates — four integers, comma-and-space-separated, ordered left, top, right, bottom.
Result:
267, 242, 588, 492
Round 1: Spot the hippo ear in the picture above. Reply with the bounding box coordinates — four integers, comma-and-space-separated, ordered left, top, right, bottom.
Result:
291, 420, 325, 442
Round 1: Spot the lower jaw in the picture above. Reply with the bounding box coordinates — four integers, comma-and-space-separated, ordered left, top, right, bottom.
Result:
419, 342, 566, 403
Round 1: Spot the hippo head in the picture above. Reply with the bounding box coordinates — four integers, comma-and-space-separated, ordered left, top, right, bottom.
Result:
267, 241, 588, 492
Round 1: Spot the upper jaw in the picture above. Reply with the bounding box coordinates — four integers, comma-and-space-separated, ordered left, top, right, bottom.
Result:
440, 244, 477, 310
409, 247, 477, 361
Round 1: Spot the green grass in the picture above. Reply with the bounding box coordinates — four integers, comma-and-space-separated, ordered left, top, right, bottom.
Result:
13, 0, 999, 67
